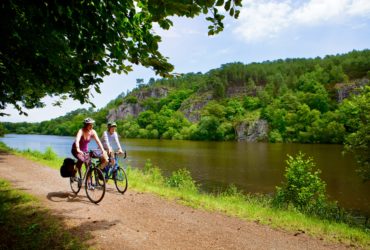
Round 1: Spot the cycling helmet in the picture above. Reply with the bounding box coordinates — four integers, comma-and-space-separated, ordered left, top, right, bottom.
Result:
83, 117, 95, 124
107, 121, 117, 127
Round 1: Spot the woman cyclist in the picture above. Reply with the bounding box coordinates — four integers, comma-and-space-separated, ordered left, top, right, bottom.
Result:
71, 118, 107, 172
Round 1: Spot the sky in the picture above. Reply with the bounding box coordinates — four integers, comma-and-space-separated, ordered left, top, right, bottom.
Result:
1, 0, 370, 123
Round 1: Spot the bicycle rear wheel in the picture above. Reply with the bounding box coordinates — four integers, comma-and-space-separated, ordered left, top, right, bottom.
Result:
85, 167, 106, 204
70, 167, 82, 194
113, 167, 128, 194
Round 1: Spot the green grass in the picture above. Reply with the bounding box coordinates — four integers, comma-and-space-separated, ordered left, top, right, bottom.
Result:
0, 178, 89, 249
127, 166, 370, 248
0, 142, 369, 248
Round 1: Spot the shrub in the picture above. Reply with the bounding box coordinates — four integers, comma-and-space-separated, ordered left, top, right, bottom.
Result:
143, 159, 164, 185
125, 95, 138, 104
166, 168, 198, 191
43, 147, 58, 161
269, 129, 283, 143
273, 152, 328, 214
221, 184, 244, 198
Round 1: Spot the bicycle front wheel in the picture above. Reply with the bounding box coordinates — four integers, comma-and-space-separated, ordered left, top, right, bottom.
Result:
70, 167, 82, 194
113, 167, 128, 194
85, 167, 106, 204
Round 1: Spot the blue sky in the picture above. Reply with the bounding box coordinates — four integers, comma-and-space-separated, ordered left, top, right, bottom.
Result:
1, 0, 370, 123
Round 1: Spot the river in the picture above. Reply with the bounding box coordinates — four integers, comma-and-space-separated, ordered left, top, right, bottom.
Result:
1, 134, 369, 214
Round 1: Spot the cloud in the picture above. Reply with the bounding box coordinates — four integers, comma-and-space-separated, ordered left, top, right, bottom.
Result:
233, 0, 370, 42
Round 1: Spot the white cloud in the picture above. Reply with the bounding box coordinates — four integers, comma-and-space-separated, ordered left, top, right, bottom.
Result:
347, 0, 370, 16
234, 0, 292, 42
234, 0, 370, 42
293, 0, 347, 25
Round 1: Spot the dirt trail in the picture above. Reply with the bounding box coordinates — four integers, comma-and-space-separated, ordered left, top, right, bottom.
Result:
0, 151, 350, 250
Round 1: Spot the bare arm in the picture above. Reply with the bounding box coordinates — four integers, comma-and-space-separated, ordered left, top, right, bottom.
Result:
92, 130, 106, 152
75, 129, 83, 154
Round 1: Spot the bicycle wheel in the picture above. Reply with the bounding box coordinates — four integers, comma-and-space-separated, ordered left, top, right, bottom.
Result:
70, 167, 82, 194
85, 167, 106, 204
113, 167, 128, 194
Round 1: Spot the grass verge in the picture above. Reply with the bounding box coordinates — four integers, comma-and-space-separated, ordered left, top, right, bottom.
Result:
0, 178, 89, 249
0, 142, 369, 248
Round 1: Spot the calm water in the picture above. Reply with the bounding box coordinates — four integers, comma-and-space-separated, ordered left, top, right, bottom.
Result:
1, 134, 369, 214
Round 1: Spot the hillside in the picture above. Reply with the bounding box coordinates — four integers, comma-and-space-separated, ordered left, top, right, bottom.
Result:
2, 49, 370, 144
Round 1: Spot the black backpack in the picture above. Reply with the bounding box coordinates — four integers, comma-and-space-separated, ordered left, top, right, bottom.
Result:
60, 158, 76, 177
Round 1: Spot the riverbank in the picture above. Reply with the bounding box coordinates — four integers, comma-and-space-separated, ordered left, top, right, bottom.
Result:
0, 143, 368, 248
1, 134, 368, 214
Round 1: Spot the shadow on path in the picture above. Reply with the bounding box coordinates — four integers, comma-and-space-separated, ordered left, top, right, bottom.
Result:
47, 191, 92, 204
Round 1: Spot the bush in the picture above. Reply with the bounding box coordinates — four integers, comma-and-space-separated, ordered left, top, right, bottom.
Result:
269, 129, 283, 143
221, 184, 244, 198
143, 159, 164, 184
125, 95, 138, 104
166, 168, 198, 191
273, 152, 328, 214
43, 147, 58, 161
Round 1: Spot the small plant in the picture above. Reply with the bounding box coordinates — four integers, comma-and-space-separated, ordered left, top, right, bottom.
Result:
42, 147, 58, 161
273, 152, 328, 214
221, 184, 243, 198
143, 159, 164, 184
166, 168, 198, 191
125, 95, 138, 104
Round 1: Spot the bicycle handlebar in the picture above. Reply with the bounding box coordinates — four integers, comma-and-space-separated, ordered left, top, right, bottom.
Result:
114, 150, 127, 159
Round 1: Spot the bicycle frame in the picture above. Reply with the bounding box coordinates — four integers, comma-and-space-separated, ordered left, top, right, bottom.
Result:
70, 150, 106, 203
105, 151, 126, 177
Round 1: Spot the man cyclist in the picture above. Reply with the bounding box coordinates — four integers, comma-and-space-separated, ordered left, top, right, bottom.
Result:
101, 121, 124, 179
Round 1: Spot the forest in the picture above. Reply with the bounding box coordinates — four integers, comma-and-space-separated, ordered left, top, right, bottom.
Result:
2, 50, 370, 179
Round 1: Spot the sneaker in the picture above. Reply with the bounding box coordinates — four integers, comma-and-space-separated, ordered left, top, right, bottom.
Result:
87, 184, 95, 190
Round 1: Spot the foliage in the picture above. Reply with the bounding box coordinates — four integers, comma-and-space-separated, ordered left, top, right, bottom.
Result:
4, 145, 369, 247
143, 159, 165, 185
3, 50, 370, 147
0, 123, 6, 136
125, 95, 138, 104
0, 0, 241, 115
166, 168, 198, 191
273, 152, 339, 219
342, 86, 370, 181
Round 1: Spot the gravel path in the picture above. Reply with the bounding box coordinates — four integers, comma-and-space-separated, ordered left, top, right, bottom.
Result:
0, 151, 350, 250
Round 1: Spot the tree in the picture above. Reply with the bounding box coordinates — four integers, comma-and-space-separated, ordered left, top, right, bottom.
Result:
0, 0, 241, 115
342, 86, 370, 181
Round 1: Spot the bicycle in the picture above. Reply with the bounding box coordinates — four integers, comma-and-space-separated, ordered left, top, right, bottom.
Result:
103, 151, 128, 194
70, 150, 106, 204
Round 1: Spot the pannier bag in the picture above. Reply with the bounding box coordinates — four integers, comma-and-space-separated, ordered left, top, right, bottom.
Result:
60, 158, 76, 177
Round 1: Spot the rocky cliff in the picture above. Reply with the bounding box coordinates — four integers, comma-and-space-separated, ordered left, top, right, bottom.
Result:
235, 119, 269, 142
334, 78, 369, 102
106, 87, 169, 121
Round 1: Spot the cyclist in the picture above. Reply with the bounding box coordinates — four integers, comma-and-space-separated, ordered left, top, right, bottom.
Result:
71, 118, 108, 174
101, 121, 124, 178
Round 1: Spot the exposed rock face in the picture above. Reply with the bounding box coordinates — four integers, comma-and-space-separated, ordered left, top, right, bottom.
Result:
106, 87, 169, 121
134, 87, 169, 101
335, 78, 369, 102
179, 93, 213, 122
235, 119, 269, 142
226, 85, 246, 97
107, 103, 143, 121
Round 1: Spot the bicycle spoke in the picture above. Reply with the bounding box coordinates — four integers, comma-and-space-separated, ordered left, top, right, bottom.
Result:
114, 167, 128, 194
70, 167, 82, 194
85, 167, 106, 203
